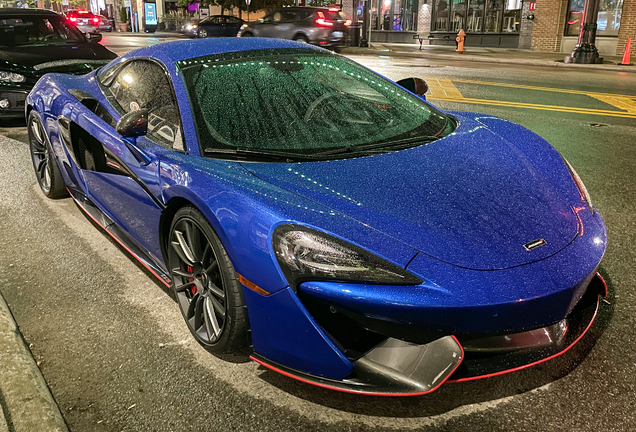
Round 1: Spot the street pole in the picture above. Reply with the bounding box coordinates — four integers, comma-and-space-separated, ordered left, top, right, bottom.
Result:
360, 0, 369, 47
246, 0, 250, 22
564, 0, 603, 64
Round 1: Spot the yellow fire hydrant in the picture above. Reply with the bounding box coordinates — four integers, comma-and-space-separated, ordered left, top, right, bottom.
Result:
456, 29, 466, 54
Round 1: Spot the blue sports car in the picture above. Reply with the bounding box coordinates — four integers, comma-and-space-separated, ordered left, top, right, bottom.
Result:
26, 38, 608, 396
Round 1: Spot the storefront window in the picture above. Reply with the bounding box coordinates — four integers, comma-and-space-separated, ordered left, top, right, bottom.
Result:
467, 0, 485, 32
484, 0, 503, 32
503, 0, 520, 32
566, 0, 623, 36
451, 0, 467, 31
369, 0, 419, 31
434, 0, 450, 30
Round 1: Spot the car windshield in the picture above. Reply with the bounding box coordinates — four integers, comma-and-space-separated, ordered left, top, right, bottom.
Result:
179, 49, 452, 159
0, 15, 84, 47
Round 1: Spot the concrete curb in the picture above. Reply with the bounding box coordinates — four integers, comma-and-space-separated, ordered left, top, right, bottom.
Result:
0, 292, 68, 432
340, 47, 636, 73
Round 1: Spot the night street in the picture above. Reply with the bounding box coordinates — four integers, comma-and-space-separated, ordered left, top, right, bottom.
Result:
1, 34, 635, 431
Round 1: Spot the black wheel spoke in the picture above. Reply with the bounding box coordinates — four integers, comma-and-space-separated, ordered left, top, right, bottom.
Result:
205, 261, 218, 275
171, 234, 196, 265
205, 297, 221, 337
175, 280, 196, 293
208, 281, 225, 299
201, 244, 212, 266
203, 304, 215, 341
37, 158, 47, 175
186, 293, 200, 320
172, 268, 195, 278
209, 295, 226, 317
185, 221, 203, 261
193, 295, 205, 331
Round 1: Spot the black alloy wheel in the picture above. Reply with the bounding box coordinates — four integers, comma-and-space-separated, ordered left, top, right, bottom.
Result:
168, 207, 248, 353
198, 28, 208, 38
241, 32, 254, 37
28, 112, 67, 199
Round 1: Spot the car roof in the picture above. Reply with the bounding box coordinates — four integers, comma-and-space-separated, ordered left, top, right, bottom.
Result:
127, 38, 323, 64
0, 8, 60, 16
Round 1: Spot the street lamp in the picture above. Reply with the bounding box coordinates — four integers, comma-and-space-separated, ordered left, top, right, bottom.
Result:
565, 0, 603, 64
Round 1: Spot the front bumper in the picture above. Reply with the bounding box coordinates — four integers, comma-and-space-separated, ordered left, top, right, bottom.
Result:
247, 274, 605, 395
0, 89, 28, 119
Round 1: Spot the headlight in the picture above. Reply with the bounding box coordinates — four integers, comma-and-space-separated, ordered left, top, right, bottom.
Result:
0, 71, 26, 83
563, 158, 593, 214
186, 24, 193, 30
273, 225, 422, 288
240, 24, 248, 29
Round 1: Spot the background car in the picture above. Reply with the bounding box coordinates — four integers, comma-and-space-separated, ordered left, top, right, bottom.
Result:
26, 39, 607, 396
0, 8, 116, 120
238, 6, 351, 48
180, 15, 246, 38
97, 15, 113, 32
65, 10, 100, 34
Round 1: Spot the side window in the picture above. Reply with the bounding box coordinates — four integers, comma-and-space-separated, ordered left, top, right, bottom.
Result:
282, 11, 299, 22
107, 60, 184, 151
209, 16, 221, 24
227, 17, 240, 24
273, 11, 282, 22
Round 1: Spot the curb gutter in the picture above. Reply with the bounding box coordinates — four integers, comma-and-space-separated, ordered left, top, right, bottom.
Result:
0, 292, 68, 432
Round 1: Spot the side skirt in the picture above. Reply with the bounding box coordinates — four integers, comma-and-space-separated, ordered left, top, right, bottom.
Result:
67, 187, 172, 288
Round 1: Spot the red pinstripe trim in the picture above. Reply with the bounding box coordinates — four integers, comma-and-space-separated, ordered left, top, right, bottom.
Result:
250, 335, 464, 397
596, 272, 608, 297
68, 188, 171, 288
447, 297, 600, 383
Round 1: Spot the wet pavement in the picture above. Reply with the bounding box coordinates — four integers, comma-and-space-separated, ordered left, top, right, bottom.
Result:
0, 34, 635, 431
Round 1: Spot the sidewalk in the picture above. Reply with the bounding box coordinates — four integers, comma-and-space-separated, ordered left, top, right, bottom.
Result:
0, 292, 68, 432
340, 42, 635, 73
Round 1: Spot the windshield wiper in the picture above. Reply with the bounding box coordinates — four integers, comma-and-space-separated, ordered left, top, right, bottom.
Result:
203, 148, 317, 162
313, 136, 439, 157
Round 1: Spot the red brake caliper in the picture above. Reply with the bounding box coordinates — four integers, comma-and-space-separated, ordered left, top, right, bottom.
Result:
187, 265, 197, 295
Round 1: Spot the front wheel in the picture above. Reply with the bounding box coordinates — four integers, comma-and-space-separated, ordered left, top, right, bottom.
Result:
197, 28, 208, 38
241, 32, 254, 37
293, 34, 309, 43
168, 206, 248, 354
28, 112, 67, 199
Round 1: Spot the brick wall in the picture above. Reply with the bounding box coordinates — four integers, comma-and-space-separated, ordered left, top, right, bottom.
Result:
530, 0, 570, 51
617, 0, 636, 56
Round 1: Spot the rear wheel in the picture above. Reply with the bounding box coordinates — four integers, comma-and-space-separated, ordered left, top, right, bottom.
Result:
293, 34, 309, 43
197, 28, 208, 38
241, 32, 254, 37
168, 206, 248, 354
28, 112, 67, 199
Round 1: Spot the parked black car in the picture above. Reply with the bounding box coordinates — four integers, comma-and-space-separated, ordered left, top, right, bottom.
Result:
180, 15, 246, 38
0, 8, 117, 120
237, 7, 351, 48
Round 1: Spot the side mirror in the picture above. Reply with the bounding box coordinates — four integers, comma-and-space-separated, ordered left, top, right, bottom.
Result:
87, 32, 102, 43
116, 109, 148, 139
116, 109, 152, 165
396, 77, 429, 99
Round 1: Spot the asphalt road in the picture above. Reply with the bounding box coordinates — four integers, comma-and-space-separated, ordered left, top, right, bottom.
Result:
1, 35, 635, 431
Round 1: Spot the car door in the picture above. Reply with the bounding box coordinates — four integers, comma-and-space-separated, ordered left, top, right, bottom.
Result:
253, 12, 280, 38
81, 59, 185, 262
225, 17, 243, 36
206, 16, 225, 36
277, 10, 300, 39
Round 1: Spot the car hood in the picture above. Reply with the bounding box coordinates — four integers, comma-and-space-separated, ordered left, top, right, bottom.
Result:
243, 113, 580, 270
0, 43, 115, 70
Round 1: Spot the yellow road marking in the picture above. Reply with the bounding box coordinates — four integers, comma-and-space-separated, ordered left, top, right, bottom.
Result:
428, 96, 636, 119
427, 78, 463, 98
451, 78, 636, 99
587, 95, 636, 114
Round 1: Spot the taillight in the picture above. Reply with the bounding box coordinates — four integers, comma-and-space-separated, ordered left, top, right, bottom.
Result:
344, 19, 352, 26
69, 17, 77, 22
92, 17, 99, 24
316, 12, 333, 27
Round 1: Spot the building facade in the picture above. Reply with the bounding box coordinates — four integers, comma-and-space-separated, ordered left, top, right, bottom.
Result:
344, 0, 634, 55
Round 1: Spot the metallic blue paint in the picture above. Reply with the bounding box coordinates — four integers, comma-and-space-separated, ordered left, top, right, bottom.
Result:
26, 38, 607, 392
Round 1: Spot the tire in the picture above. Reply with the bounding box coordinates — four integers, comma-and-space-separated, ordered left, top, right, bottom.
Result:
241, 32, 254, 37
28, 111, 68, 199
293, 34, 309, 43
197, 28, 208, 38
167, 206, 248, 354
